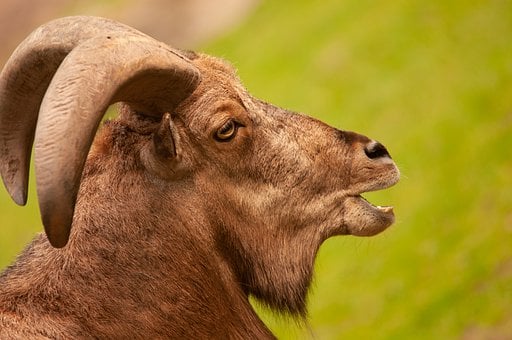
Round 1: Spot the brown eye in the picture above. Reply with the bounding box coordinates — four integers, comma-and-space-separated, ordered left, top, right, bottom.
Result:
215, 119, 237, 141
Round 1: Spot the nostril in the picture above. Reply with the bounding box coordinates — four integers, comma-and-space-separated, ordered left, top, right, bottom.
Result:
364, 141, 391, 159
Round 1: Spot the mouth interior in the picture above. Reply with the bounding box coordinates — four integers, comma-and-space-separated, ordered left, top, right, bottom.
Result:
358, 194, 394, 215
354, 195, 394, 216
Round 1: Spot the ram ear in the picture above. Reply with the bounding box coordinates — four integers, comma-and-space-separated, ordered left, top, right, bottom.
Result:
141, 113, 186, 180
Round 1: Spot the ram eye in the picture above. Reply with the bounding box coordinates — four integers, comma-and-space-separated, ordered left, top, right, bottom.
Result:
214, 119, 238, 141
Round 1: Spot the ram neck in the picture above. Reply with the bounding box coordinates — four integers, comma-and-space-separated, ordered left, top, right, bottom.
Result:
0, 183, 274, 339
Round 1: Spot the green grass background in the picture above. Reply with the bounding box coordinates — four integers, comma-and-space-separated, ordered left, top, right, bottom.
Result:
1, 0, 512, 338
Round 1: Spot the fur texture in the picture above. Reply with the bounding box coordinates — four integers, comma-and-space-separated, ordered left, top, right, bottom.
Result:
0, 50, 399, 338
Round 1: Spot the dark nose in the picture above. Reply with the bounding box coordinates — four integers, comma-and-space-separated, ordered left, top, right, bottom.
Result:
364, 141, 391, 159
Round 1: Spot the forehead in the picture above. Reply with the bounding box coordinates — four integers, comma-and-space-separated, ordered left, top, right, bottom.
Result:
192, 54, 241, 89
183, 54, 264, 124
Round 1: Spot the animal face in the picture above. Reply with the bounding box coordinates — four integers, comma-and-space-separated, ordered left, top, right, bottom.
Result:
161, 54, 399, 240
132, 54, 400, 315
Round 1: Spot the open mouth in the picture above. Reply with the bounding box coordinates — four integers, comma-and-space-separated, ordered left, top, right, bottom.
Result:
356, 194, 394, 218
354, 195, 395, 220
343, 179, 398, 236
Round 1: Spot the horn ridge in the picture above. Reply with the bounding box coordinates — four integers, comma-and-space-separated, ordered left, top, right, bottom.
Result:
0, 16, 201, 247
34, 34, 200, 247
0, 16, 145, 206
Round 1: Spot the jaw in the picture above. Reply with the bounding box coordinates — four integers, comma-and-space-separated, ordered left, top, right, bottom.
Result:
340, 167, 400, 236
342, 195, 395, 236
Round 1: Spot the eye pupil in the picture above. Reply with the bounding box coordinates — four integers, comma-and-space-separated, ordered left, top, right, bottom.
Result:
215, 120, 237, 141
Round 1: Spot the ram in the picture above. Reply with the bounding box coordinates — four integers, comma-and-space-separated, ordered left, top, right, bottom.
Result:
0, 16, 399, 338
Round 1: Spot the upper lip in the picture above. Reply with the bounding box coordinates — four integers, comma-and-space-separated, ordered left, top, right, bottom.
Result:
349, 174, 399, 208
350, 175, 400, 197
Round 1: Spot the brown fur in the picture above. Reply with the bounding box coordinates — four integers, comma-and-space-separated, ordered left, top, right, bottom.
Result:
0, 52, 399, 338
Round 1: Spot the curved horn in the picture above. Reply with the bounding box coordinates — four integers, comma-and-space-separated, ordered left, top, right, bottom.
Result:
0, 17, 201, 247
0, 16, 144, 206
36, 35, 200, 247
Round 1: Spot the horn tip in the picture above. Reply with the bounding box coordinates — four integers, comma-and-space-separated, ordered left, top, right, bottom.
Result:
0, 174, 28, 206
41, 208, 72, 248
11, 189, 27, 206
44, 225, 71, 248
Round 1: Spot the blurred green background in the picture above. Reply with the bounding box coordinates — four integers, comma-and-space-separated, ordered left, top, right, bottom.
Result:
1, 1, 511, 338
